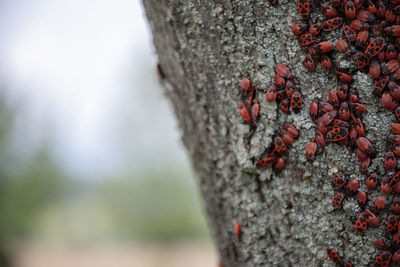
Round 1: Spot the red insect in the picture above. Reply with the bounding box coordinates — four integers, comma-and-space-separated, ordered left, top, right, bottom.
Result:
386, 44, 397, 61
393, 123, 400, 134
299, 33, 320, 47
266, 84, 277, 103
240, 78, 251, 92
298, 0, 310, 19
326, 127, 348, 142
365, 209, 379, 227
335, 71, 352, 83
250, 103, 260, 122
350, 19, 369, 31
274, 157, 285, 171
326, 248, 344, 266
255, 157, 274, 169
336, 39, 351, 56
357, 137, 375, 155
386, 9, 396, 23
387, 214, 398, 234
375, 240, 391, 250
366, 173, 378, 189
323, 17, 343, 31
235, 222, 241, 239
393, 143, 400, 157
355, 212, 367, 234
373, 251, 392, 267
305, 142, 317, 161
390, 171, 400, 187
350, 103, 367, 114
318, 110, 337, 126
331, 176, 348, 190
357, 190, 367, 207
344, 0, 356, 19
359, 157, 370, 174
356, 148, 368, 161
385, 151, 397, 171
343, 25, 356, 43
315, 130, 326, 147
337, 84, 348, 100
321, 4, 338, 18
392, 197, 400, 214
354, 52, 369, 72
275, 74, 285, 89
274, 136, 287, 154
357, 10, 375, 22
276, 64, 293, 79
364, 37, 385, 59
365, 0, 376, 14
332, 192, 345, 209
389, 134, 400, 145
355, 119, 365, 136
280, 99, 290, 113
320, 54, 333, 70
375, 196, 386, 214
282, 123, 299, 139
304, 54, 315, 72
390, 82, 400, 101
394, 251, 400, 265
346, 179, 359, 195
280, 129, 294, 145
382, 59, 400, 75
382, 60, 400, 75
369, 60, 381, 79
339, 102, 350, 121
391, 68, 400, 81
355, 30, 369, 50
238, 103, 252, 123
309, 102, 318, 120
328, 89, 339, 108
374, 75, 389, 95
290, 90, 302, 113
381, 176, 392, 194
314, 41, 334, 53
382, 92, 397, 111
376, 0, 387, 19
348, 127, 358, 147
285, 80, 296, 98
319, 102, 334, 113
308, 46, 320, 60
385, 25, 400, 36
309, 22, 322, 36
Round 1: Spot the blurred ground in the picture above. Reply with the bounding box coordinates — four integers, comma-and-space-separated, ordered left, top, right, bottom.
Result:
15, 242, 216, 267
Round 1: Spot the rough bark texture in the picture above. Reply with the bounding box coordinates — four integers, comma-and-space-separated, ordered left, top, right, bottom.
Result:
143, 1, 392, 266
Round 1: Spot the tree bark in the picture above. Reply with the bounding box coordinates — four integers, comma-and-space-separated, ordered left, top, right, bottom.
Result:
142, 1, 392, 266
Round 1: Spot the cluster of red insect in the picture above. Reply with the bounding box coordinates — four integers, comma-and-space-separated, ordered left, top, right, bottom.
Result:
238, 78, 260, 124
291, 0, 400, 265
254, 122, 299, 171
305, 85, 374, 171
238, 64, 301, 171
266, 64, 303, 114
327, 247, 354, 266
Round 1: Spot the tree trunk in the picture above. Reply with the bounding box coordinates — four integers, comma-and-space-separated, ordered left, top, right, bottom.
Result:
142, 1, 391, 266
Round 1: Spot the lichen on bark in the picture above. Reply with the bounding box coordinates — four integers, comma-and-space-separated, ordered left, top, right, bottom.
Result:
143, 0, 393, 266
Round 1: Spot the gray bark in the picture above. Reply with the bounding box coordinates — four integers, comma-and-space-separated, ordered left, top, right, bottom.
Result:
142, 1, 392, 266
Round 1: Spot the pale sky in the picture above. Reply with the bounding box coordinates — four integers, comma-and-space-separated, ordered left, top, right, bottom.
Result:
0, 0, 186, 178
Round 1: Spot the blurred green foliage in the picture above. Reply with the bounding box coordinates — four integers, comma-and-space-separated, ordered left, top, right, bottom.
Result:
97, 164, 209, 242
0, 99, 66, 241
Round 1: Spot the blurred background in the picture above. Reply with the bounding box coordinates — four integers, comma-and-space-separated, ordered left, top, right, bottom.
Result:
0, 1, 216, 266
